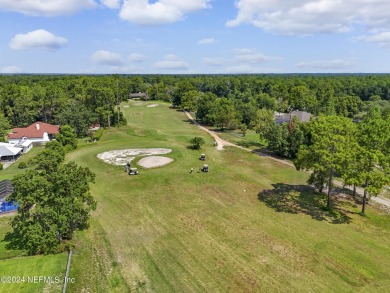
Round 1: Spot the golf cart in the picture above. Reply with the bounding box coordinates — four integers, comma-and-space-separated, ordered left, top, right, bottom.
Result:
128, 167, 139, 175
200, 154, 206, 161
201, 164, 209, 172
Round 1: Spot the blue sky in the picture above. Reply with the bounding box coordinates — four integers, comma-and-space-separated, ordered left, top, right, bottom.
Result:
1, 0, 390, 74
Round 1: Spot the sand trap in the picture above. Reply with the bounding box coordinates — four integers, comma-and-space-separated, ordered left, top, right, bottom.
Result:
137, 156, 173, 168
147, 104, 159, 108
123, 105, 129, 108
97, 148, 172, 165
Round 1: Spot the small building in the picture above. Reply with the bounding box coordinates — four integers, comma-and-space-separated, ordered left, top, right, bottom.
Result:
129, 92, 149, 100
88, 124, 101, 131
290, 111, 311, 123
15, 138, 33, 153
8, 122, 60, 146
0, 142, 23, 162
274, 111, 311, 124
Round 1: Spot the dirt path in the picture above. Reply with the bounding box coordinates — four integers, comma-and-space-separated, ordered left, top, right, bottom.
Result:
185, 111, 294, 167
185, 111, 390, 210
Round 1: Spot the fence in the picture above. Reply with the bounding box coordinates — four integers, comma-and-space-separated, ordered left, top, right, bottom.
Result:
0, 180, 13, 199
0, 180, 17, 214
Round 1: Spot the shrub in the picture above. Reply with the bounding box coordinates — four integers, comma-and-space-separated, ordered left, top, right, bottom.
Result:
189, 137, 205, 150
0, 163, 3, 170
92, 128, 104, 141
18, 162, 28, 169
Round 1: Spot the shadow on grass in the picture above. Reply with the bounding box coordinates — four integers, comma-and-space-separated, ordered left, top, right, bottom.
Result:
182, 119, 194, 124
258, 183, 353, 224
236, 140, 264, 149
3, 231, 24, 251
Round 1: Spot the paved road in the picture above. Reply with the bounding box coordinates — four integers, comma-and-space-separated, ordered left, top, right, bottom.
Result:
185, 111, 390, 210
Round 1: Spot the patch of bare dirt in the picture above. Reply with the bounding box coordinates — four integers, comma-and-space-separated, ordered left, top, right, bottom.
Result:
137, 156, 173, 168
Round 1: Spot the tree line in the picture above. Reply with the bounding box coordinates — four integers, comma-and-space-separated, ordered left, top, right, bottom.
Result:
1, 74, 390, 140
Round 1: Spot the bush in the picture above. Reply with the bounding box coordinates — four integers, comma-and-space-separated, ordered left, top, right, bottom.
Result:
18, 162, 28, 169
0, 163, 3, 170
189, 137, 205, 150
92, 128, 104, 141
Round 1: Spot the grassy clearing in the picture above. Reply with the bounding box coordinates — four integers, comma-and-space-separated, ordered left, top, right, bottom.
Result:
0, 146, 44, 181
64, 100, 390, 292
216, 128, 267, 151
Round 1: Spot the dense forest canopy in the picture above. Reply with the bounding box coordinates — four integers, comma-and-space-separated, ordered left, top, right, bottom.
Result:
0, 74, 390, 137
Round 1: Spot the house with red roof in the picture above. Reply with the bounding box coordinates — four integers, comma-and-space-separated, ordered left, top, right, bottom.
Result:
8, 122, 60, 146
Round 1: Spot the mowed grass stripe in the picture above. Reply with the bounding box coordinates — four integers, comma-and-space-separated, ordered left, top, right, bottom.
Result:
66, 101, 390, 292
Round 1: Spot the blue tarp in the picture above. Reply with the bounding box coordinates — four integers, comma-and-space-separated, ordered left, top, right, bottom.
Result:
0, 201, 18, 213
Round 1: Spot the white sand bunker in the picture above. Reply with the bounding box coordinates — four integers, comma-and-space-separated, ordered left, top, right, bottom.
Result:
147, 104, 159, 108
97, 148, 172, 165
137, 156, 173, 168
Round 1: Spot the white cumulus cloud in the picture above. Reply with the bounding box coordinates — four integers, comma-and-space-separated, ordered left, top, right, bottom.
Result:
233, 48, 281, 63
296, 59, 355, 70
119, 0, 211, 25
100, 0, 120, 9
128, 53, 148, 62
154, 54, 188, 70
0, 0, 96, 16
227, 0, 390, 36
91, 50, 125, 66
9, 29, 68, 50
357, 32, 390, 48
197, 38, 218, 45
202, 57, 226, 66
1, 66, 23, 73
203, 48, 281, 73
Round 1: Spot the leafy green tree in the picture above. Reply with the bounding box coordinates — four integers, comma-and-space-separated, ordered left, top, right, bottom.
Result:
35, 147, 65, 173
251, 108, 274, 137
0, 113, 11, 142
210, 98, 238, 130
267, 123, 290, 157
56, 125, 78, 150
344, 107, 390, 213
295, 115, 358, 209
256, 93, 277, 110
189, 137, 205, 150
240, 124, 247, 137
8, 162, 96, 255
286, 122, 305, 158
55, 100, 96, 137
195, 92, 217, 124
181, 90, 202, 111
289, 85, 318, 113
172, 80, 195, 107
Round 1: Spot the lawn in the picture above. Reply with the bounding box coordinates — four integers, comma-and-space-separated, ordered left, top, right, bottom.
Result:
64, 100, 390, 292
0, 146, 44, 181
0, 217, 67, 293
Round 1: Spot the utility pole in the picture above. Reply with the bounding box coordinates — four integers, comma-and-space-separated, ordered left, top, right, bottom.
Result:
116, 79, 120, 128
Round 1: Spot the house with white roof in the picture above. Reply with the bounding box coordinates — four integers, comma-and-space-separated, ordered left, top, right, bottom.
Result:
15, 138, 33, 153
0, 142, 23, 162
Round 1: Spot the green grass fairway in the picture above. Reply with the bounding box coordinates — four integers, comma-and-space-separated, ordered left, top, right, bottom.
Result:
62, 101, 390, 292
